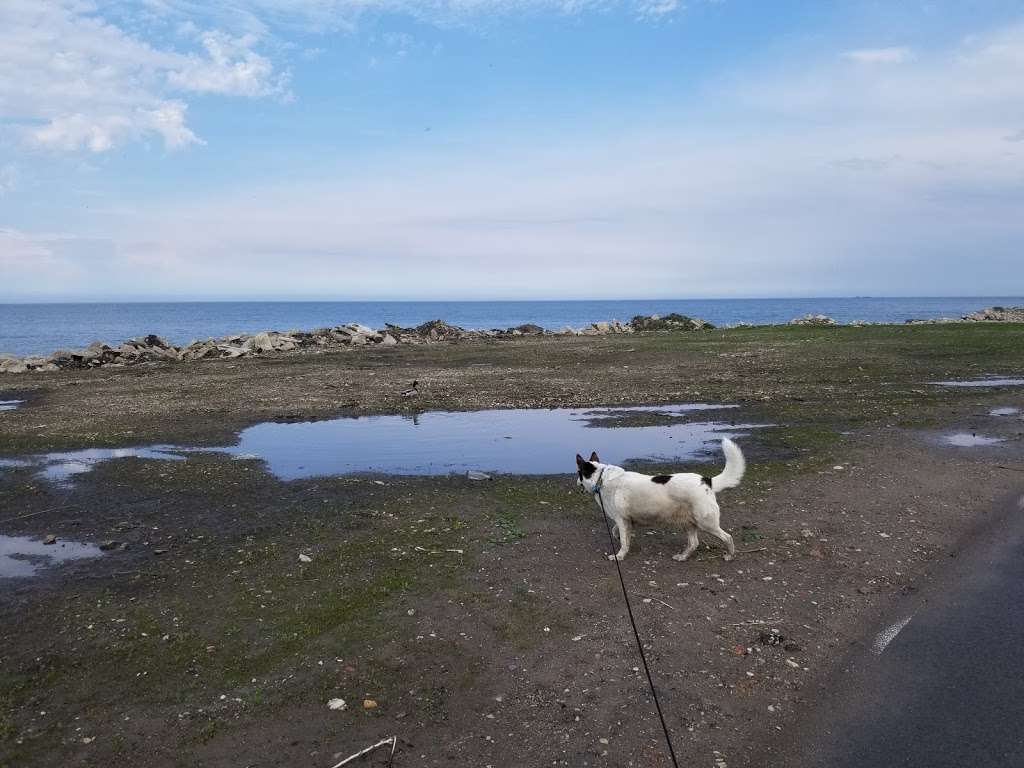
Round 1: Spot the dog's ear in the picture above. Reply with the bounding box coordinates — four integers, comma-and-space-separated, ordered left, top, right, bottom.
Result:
589, 451, 600, 463
575, 453, 585, 467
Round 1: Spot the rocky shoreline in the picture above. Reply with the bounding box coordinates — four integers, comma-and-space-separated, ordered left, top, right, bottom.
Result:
0, 313, 711, 374
1, 306, 1021, 375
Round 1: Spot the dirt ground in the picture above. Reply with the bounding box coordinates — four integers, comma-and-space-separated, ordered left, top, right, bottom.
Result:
1, 324, 1023, 768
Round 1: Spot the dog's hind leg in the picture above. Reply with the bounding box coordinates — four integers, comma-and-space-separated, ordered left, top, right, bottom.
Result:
704, 525, 736, 561
695, 498, 736, 561
674, 528, 700, 562
609, 517, 632, 561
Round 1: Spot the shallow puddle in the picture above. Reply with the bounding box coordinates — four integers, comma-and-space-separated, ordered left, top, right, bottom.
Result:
932, 378, 1024, 388
1, 404, 768, 482
0, 536, 103, 579
35, 447, 187, 484
215, 404, 766, 479
0, 400, 23, 412
943, 433, 1005, 447
990, 407, 1021, 416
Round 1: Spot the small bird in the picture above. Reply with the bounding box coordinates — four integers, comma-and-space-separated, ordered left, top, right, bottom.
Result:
401, 380, 418, 397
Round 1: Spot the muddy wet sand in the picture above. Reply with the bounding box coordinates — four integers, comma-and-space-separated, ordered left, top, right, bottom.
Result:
2, 323, 1023, 767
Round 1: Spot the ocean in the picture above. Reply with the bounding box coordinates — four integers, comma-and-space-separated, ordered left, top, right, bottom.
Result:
0, 298, 1020, 357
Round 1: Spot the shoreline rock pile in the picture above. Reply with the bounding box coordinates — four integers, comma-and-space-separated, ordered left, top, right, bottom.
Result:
0, 313, 712, 375
789, 314, 838, 326
3, 306, 1020, 375
903, 306, 1024, 325
630, 313, 713, 331
962, 306, 1024, 323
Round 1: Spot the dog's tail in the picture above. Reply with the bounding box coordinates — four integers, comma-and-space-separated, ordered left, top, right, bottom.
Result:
711, 438, 746, 492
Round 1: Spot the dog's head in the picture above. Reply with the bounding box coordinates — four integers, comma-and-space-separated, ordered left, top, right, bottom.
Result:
575, 451, 601, 492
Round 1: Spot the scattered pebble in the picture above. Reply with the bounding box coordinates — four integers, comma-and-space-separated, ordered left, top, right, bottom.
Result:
759, 629, 785, 646
327, 698, 347, 711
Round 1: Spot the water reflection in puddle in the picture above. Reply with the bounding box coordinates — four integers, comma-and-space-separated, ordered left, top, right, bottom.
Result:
0, 400, 23, 412
991, 407, 1021, 416
37, 447, 187, 483
0, 536, 103, 578
216, 404, 766, 479
943, 433, 1005, 447
0, 404, 769, 482
932, 378, 1024, 388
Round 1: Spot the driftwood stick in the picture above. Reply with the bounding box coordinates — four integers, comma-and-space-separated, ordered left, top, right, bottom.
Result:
634, 594, 676, 610
328, 736, 397, 768
0, 506, 68, 525
413, 546, 464, 555
722, 617, 782, 628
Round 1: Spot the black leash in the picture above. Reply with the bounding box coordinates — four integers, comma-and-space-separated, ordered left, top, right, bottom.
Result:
594, 476, 681, 768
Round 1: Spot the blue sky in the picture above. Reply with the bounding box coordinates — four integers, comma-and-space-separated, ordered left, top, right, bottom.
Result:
2, 0, 1023, 301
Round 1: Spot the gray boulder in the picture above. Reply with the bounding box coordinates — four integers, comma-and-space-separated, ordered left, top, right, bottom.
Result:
963, 306, 1024, 322
346, 323, 382, 341
251, 332, 276, 353
630, 313, 713, 331
789, 314, 837, 326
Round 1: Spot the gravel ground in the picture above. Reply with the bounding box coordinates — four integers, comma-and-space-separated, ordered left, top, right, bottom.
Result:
1, 324, 1023, 767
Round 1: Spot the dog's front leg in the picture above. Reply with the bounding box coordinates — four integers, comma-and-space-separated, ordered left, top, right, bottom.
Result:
609, 517, 631, 561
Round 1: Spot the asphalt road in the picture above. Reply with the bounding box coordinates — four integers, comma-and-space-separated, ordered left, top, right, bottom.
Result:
784, 489, 1024, 768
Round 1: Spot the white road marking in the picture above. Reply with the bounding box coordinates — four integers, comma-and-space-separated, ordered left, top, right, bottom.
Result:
872, 615, 914, 655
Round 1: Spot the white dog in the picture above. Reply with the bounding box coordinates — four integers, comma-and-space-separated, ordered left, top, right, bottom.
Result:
576, 438, 746, 562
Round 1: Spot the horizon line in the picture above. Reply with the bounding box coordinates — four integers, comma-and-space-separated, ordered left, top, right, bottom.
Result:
2, 295, 1023, 306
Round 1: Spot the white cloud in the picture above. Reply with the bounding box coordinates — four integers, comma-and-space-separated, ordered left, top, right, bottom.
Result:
1, 0, 686, 155
166, 30, 288, 97
0, 228, 86, 288
8, 16, 1014, 300
637, 0, 680, 19
739, 23, 1024, 123
28, 102, 200, 152
841, 47, 913, 64
4, 11, 1023, 300
117, 0, 687, 34
0, 1, 287, 153
19, 110, 1021, 299
0, 164, 16, 195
